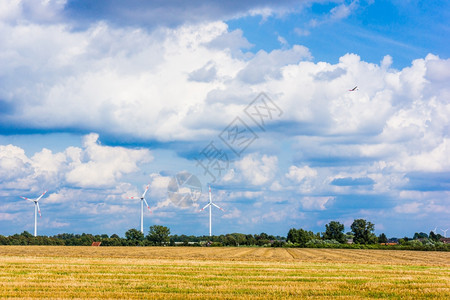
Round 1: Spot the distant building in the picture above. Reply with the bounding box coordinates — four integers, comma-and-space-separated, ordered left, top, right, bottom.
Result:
346, 238, 353, 244
91, 242, 101, 246
439, 238, 450, 244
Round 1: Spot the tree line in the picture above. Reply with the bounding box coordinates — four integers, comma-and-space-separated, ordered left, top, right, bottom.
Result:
1, 220, 448, 251
286, 219, 448, 250
0, 226, 284, 247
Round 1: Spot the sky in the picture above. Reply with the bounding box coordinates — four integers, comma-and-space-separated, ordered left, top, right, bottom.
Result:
0, 0, 449, 238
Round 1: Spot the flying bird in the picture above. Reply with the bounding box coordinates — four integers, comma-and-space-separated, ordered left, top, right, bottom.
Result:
349, 86, 358, 91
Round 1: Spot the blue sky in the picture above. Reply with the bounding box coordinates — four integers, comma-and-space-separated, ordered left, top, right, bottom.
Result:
0, 0, 449, 238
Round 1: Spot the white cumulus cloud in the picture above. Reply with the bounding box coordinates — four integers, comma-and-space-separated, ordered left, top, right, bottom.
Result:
234, 153, 278, 185
0, 133, 152, 190
285, 165, 317, 182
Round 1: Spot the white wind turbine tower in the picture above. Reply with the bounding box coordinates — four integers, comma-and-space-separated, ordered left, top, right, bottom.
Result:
128, 184, 151, 233
200, 185, 224, 237
21, 190, 47, 237
441, 228, 449, 238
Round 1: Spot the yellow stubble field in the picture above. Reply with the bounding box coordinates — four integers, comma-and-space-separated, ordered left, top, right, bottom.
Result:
0, 246, 449, 299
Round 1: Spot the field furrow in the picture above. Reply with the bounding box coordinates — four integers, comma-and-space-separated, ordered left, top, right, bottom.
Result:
0, 246, 449, 299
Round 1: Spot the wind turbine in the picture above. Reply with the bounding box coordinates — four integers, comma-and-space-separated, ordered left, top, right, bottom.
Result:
128, 184, 151, 233
21, 190, 47, 237
200, 185, 224, 237
441, 228, 449, 238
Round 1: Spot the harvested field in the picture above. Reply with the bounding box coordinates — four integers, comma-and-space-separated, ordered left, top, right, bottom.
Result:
0, 246, 449, 299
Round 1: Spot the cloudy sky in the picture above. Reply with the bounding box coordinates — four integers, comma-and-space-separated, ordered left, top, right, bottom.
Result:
1, 0, 449, 238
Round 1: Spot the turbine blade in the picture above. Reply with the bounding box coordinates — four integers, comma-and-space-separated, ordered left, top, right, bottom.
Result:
21, 196, 33, 202
37, 202, 41, 217
212, 202, 225, 211
142, 184, 150, 198
200, 203, 211, 211
143, 198, 152, 213
128, 196, 140, 199
36, 190, 47, 202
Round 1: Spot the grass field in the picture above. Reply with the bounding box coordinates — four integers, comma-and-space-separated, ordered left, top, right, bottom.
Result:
0, 246, 449, 299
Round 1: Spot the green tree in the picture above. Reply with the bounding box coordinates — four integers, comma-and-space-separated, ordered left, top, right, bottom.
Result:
255, 232, 271, 246
350, 219, 377, 244
224, 234, 237, 246
125, 229, 144, 246
287, 228, 315, 246
323, 221, 346, 243
0, 235, 8, 245
233, 233, 246, 246
257, 233, 269, 240
21, 231, 33, 239
105, 236, 123, 246
378, 233, 388, 243
413, 232, 428, 240
246, 234, 256, 246
147, 225, 170, 246
297, 229, 315, 246
287, 228, 300, 243
429, 231, 439, 242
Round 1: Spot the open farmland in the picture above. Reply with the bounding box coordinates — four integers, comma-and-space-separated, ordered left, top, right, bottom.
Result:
0, 246, 449, 299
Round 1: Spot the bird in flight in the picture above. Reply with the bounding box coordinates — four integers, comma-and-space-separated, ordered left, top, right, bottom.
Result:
349, 86, 358, 91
